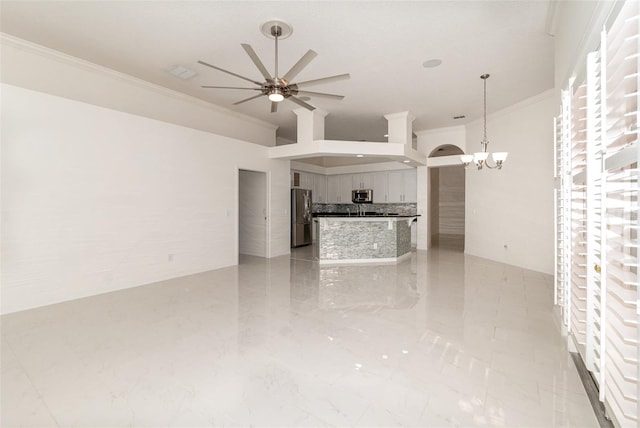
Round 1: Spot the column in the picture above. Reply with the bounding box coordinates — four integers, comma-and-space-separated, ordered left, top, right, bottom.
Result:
384, 111, 415, 145
293, 108, 328, 143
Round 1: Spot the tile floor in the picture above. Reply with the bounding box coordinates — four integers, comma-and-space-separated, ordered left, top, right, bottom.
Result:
2, 247, 598, 427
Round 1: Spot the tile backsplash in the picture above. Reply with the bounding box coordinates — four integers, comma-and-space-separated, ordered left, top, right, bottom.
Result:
312, 203, 417, 216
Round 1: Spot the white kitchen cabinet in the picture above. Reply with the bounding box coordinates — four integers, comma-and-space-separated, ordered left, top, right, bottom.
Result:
387, 170, 416, 202
327, 175, 352, 203
351, 173, 373, 190
339, 175, 352, 203
291, 170, 314, 190
387, 171, 404, 202
403, 169, 417, 203
340, 174, 353, 204
313, 174, 327, 203
373, 172, 388, 202
325, 169, 415, 204
302, 172, 314, 190
326, 175, 340, 202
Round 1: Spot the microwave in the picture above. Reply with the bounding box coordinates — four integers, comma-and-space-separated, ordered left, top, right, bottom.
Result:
352, 189, 373, 203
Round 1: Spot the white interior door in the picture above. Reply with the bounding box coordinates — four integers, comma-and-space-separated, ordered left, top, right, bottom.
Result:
239, 169, 267, 258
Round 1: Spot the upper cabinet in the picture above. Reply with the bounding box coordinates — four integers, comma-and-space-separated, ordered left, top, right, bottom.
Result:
352, 173, 373, 190
313, 174, 327, 203
291, 170, 313, 190
292, 171, 329, 203
387, 171, 404, 202
292, 168, 416, 204
326, 175, 352, 203
373, 172, 389, 202
387, 170, 416, 203
404, 170, 417, 203
326, 175, 339, 203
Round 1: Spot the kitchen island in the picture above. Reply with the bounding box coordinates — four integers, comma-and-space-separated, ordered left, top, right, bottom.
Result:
313, 214, 417, 264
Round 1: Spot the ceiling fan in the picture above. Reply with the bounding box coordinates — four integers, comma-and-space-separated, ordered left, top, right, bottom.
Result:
198, 20, 350, 113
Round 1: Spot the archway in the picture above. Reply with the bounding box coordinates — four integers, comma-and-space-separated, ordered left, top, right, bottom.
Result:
429, 145, 465, 251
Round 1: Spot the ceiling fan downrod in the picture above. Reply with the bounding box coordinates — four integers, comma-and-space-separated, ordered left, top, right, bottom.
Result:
271, 24, 282, 80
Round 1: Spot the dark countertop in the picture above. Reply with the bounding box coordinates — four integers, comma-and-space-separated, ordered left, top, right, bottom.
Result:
313, 212, 419, 218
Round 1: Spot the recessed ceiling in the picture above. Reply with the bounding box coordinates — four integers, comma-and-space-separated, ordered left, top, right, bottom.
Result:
0, 1, 554, 143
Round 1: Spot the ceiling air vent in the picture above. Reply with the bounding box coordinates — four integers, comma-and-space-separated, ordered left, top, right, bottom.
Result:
168, 65, 197, 80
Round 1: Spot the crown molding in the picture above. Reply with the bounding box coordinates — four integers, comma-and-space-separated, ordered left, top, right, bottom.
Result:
464, 88, 556, 129
0, 33, 278, 131
415, 88, 556, 137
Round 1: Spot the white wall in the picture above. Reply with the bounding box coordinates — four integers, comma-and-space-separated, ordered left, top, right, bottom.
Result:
1, 34, 278, 147
416, 126, 466, 158
415, 126, 466, 250
465, 91, 555, 274
414, 92, 555, 273
239, 170, 267, 257
1, 84, 290, 314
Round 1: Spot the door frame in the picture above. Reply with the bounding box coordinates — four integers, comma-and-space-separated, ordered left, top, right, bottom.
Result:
237, 168, 270, 262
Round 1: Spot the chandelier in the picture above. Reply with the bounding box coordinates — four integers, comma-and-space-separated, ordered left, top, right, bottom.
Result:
460, 74, 508, 169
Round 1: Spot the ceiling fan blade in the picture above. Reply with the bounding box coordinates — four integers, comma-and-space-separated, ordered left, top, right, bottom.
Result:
241, 44, 272, 81
197, 60, 262, 86
201, 86, 262, 90
233, 93, 265, 105
271, 102, 278, 113
282, 49, 318, 83
287, 95, 316, 111
292, 73, 351, 88
293, 90, 344, 100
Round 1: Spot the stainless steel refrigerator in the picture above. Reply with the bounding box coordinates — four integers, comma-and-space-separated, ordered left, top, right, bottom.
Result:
291, 188, 312, 247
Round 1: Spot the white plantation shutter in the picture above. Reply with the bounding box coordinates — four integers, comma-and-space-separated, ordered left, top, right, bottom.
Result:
571, 82, 589, 354
555, 110, 572, 329
605, 3, 638, 158
555, 1, 639, 425
585, 47, 607, 391
602, 2, 639, 425
605, 163, 638, 426
572, 83, 589, 177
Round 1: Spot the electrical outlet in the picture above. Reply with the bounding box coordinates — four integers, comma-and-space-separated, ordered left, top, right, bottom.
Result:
373, 243, 378, 249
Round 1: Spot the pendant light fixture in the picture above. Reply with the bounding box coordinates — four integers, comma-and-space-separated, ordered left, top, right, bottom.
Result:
460, 74, 508, 169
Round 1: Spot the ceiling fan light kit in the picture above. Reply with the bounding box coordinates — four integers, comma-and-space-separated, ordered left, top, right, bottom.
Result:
199, 20, 349, 113
461, 74, 508, 170
268, 87, 284, 102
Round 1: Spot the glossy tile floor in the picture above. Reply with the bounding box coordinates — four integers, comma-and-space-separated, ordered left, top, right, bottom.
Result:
2, 248, 598, 427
